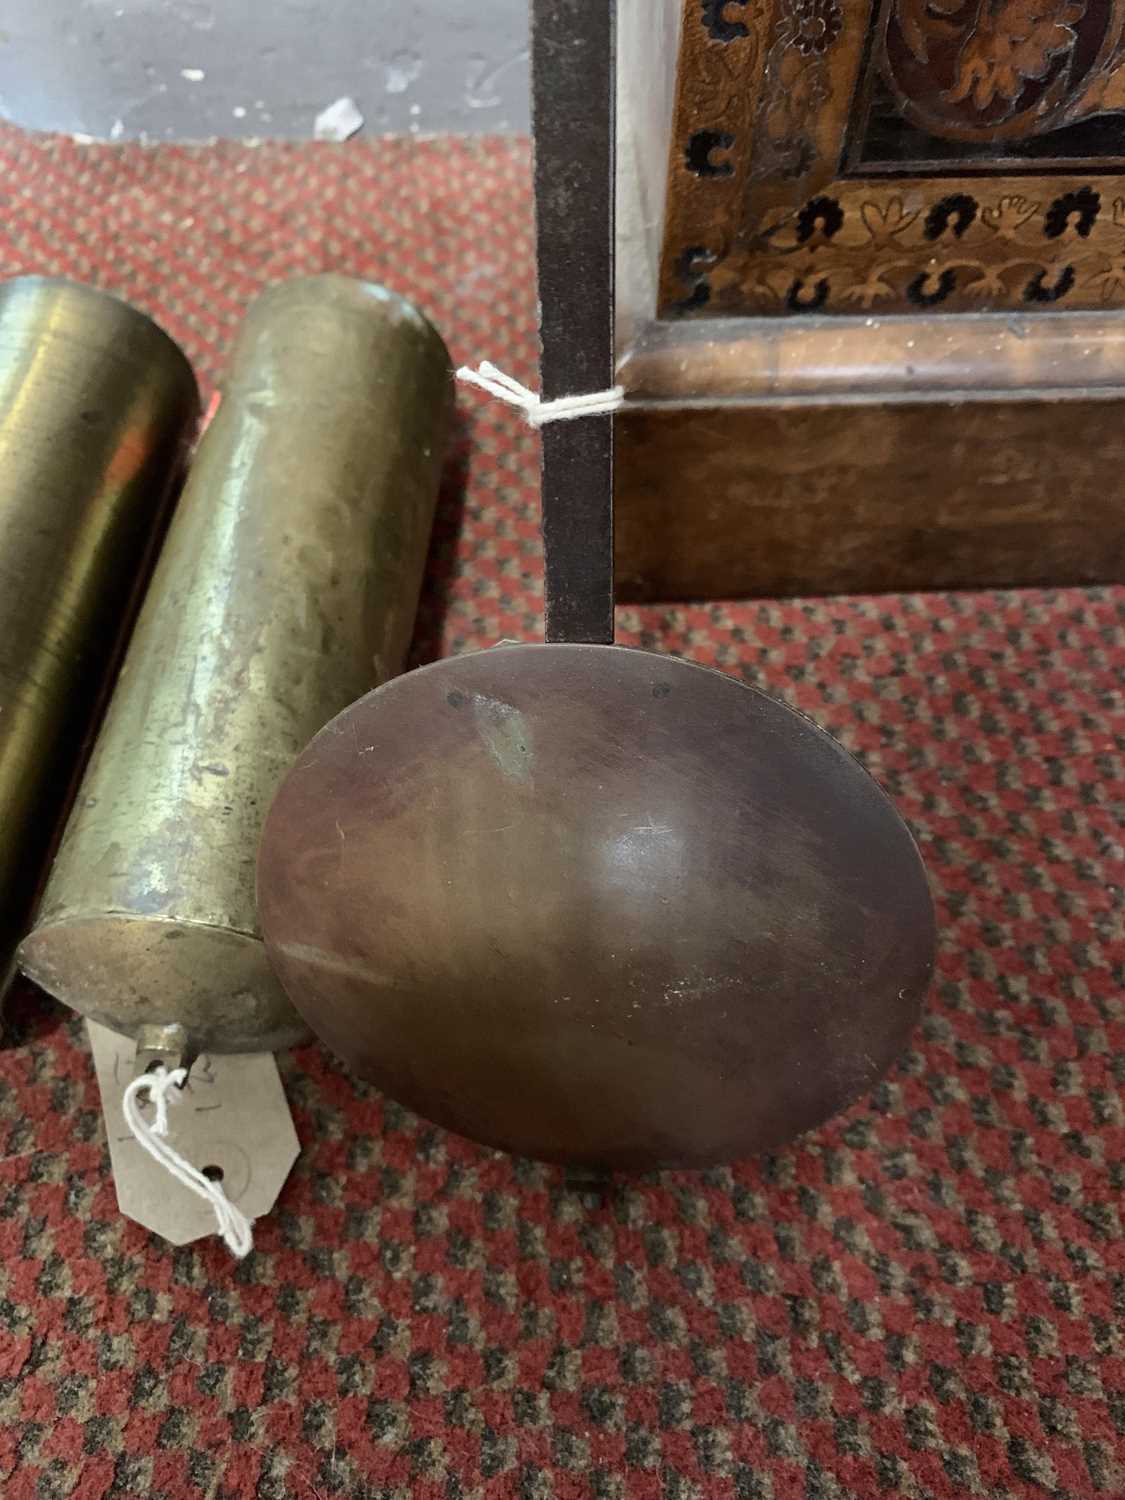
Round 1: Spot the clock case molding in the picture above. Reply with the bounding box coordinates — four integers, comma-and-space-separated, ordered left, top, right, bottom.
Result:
604, 0, 1125, 601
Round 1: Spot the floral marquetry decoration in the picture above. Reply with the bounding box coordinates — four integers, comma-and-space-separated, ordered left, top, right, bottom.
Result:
661, 0, 1125, 314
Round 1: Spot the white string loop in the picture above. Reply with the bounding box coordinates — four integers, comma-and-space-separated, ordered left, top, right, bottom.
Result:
122, 1065, 254, 1259
457, 361, 624, 427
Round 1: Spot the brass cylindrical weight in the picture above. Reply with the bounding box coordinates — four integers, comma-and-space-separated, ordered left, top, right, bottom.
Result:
21, 275, 451, 1054
0, 277, 199, 992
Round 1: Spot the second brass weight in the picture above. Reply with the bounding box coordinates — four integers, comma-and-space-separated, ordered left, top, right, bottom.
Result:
21, 276, 453, 1061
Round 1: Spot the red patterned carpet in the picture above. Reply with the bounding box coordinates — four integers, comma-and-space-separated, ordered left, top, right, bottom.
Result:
0, 128, 1123, 1499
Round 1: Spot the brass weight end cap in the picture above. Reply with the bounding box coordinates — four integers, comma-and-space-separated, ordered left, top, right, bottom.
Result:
0, 275, 198, 397
19, 914, 306, 1058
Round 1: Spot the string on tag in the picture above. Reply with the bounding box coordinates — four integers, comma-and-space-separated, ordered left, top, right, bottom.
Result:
122, 1065, 254, 1258
457, 362, 624, 427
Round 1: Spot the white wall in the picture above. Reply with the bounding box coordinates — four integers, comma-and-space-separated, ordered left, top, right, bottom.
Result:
0, 0, 531, 140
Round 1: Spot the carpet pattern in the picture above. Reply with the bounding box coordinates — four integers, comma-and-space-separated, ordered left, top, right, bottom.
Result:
0, 128, 1123, 1499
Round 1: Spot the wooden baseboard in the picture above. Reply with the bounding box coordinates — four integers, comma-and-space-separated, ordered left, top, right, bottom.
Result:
613, 314, 1125, 601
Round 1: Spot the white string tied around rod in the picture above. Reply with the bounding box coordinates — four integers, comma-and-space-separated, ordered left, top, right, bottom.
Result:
122, 1064, 254, 1259
456, 361, 624, 428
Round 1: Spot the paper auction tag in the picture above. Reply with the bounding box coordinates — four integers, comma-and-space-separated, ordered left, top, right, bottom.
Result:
87, 1020, 299, 1248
